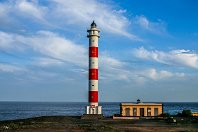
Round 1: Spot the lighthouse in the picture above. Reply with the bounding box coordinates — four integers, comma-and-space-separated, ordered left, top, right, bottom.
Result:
86, 21, 102, 114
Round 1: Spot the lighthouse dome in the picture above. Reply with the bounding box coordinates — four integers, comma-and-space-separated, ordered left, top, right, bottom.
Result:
91, 21, 97, 28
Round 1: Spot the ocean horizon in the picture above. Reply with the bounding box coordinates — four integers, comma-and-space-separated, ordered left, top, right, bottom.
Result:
0, 102, 198, 121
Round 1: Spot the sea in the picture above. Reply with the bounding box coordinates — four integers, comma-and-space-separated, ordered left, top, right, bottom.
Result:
0, 102, 198, 121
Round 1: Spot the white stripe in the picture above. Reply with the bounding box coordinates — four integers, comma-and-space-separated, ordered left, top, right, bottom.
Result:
89, 58, 98, 69
89, 80, 98, 91
89, 36, 98, 47
90, 102, 98, 106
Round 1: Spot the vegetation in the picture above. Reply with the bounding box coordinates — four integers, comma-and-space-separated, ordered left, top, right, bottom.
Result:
176, 110, 192, 117
160, 113, 171, 118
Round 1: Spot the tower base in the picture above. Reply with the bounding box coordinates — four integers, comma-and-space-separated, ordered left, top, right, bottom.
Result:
81, 114, 103, 120
86, 106, 102, 114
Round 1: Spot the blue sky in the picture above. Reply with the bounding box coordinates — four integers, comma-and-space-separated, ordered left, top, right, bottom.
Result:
0, 0, 198, 102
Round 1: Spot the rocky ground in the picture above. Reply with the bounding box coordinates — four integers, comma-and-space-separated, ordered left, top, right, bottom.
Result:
0, 116, 198, 132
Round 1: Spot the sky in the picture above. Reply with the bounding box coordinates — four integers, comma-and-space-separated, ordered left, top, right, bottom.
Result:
0, 0, 198, 102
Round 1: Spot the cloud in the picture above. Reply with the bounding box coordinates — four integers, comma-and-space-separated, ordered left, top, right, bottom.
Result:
28, 31, 88, 67
0, 31, 87, 67
133, 15, 167, 35
0, 30, 186, 84
15, 0, 47, 22
100, 54, 130, 81
100, 54, 123, 68
0, 31, 15, 49
113, 9, 127, 14
139, 68, 184, 81
0, 3, 13, 26
134, 47, 198, 69
0, 30, 129, 81
0, 63, 26, 73
99, 53, 184, 82
0, 0, 140, 40
50, 0, 140, 40
32, 57, 64, 67
0, 1, 41, 31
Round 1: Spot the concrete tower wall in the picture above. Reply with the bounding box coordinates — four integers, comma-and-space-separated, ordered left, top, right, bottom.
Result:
89, 58, 98, 69
89, 80, 98, 91
89, 36, 98, 47
85, 21, 102, 114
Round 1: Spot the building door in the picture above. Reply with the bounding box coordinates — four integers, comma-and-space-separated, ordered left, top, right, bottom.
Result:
154, 108, 158, 116
147, 108, 151, 116
125, 108, 130, 116
140, 108, 144, 117
133, 108, 137, 116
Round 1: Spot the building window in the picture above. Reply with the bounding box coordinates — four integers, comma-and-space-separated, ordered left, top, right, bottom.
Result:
92, 85, 94, 86
154, 108, 158, 116
147, 108, 151, 116
133, 108, 137, 116
92, 39, 94, 42
125, 108, 130, 116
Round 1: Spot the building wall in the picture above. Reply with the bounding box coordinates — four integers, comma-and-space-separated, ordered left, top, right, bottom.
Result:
192, 112, 198, 116
121, 104, 163, 117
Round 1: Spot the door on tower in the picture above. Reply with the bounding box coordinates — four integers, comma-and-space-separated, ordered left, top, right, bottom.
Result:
92, 108, 95, 114
89, 108, 95, 114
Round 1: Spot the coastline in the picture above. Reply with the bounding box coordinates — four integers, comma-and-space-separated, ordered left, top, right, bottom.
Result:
0, 116, 198, 132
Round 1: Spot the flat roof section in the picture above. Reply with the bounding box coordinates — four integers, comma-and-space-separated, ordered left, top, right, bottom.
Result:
121, 103, 163, 106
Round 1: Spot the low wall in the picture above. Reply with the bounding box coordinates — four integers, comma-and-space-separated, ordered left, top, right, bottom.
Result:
113, 116, 139, 120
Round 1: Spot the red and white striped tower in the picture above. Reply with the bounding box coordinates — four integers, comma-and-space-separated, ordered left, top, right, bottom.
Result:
86, 21, 102, 114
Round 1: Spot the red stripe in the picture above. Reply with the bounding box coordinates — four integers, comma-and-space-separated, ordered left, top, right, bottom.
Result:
89, 69, 98, 80
89, 91, 98, 102
89, 47, 98, 57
